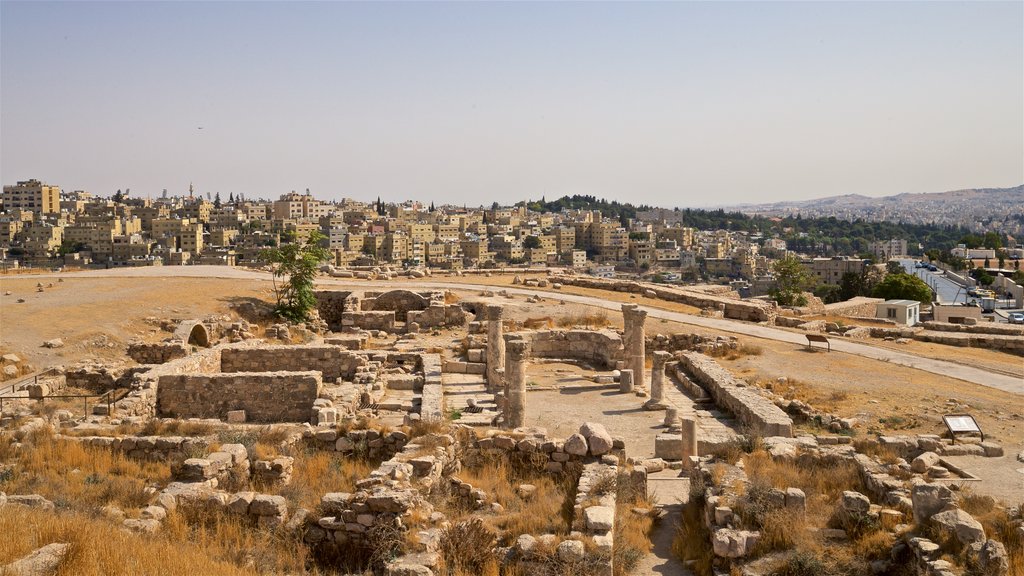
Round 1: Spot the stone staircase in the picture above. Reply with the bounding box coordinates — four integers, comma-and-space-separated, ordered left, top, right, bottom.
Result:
442, 372, 499, 426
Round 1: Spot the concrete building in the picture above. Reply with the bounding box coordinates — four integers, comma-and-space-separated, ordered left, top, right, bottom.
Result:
805, 257, 868, 286
2, 179, 61, 215
876, 299, 920, 326
871, 239, 908, 261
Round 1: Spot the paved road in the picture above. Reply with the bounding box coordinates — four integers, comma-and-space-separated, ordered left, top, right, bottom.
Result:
899, 259, 966, 304
7, 266, 1021, 395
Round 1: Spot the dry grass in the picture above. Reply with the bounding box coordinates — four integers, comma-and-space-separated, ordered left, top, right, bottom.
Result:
451, 461, 572, 542
613, 497, 654, 575
0, 507, 260, 576
673, 498, 713, 576
164, 503, 313, 574
276, 450, 373, 511
743, 450, 863, 502
958, 486, 1024, 575
443, 290, 461, 304
0, 431, 171, 513
523, 316, 555, 330
136, 419, 217, 437
556, 311, 610, 329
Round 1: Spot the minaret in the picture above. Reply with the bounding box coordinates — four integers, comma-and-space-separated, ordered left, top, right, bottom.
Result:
189, 182, 194, 198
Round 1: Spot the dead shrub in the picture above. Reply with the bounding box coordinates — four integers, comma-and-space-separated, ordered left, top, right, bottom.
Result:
438, 518, 498, 576
444, 291, 461, 304
523, 316, 554, 329
556, 311, 610, 329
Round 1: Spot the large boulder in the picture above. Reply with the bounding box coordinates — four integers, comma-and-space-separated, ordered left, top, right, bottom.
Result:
2, 542, 70, 576
911, 483, 955, 525
932, 508, 985, 547
563, 433, 589, 456
967, 539, 1010, 576
579, 422, 613, 456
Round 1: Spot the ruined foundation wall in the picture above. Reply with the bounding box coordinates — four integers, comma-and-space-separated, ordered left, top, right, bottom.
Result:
127, 342, 189, 365
679, 352, 793, 437
551, 276, 777, 323
508, 329, 622, 369
156, 371, 321, 422
220, 345, 366, 382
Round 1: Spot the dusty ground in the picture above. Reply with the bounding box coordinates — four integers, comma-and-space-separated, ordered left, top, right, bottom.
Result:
0, 275, 272, 367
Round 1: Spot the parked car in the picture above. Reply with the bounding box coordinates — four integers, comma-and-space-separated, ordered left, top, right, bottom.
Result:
1009, 312, 1024, 325
927, 265, 938, 272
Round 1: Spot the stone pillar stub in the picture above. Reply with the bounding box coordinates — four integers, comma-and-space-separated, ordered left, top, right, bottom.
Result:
485, 305, 505, 392
504, 337, 529, 429
644, 350, 670, 410
619, 369, 634, 393
680, 416, 698, 464
621, 304, 647, 392
664, 406, 678, 428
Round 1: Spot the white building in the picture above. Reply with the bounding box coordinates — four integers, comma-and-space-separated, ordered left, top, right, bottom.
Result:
876, 299, 920, 326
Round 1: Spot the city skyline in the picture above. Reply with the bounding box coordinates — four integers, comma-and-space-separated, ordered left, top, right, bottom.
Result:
2, 1, 1022, 207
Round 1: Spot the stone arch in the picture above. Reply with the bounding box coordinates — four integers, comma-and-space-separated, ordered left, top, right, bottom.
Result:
173, 320, 211, 348
368, 290, 429, 318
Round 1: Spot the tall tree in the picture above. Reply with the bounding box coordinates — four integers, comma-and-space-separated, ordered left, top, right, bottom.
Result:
259, 231, 331, 322
769, 254, 811, 306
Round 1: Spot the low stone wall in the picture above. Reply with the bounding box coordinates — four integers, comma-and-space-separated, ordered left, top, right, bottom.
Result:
127, 342, 189, 365
823, 297, 885, 318
406, 303, 467, 329
679, 352, 793, 437
220, 345, 366, 382
342, 310, 395, 332
920, 321, 1024, 336
914, 331, 1024, 355
303, 426, 409, 460
550, 276, 778, 323
507, 329, 623, 369
66, 364, 132, 393
113, 344, 228, 417
61, 434, 210, 463
156, 371, 322, 422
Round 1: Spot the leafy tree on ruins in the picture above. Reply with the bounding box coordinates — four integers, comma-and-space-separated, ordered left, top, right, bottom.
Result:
769, 254, 811, 306
872, 271, 932, 304
522, 235, 542, 249
259, 230, 331, 322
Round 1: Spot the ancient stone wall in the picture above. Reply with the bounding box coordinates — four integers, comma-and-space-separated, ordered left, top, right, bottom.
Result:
920, 321, 1024, 336
550, 276, 777, 323
156, 371, 321, 422
406, 303, 467, 329
62, 434, 209, 463
679, 352, 793, 437
127, 342, 189, 365
914, 331, 1024, 355
506, 329, 623, 369
342, 310, 395, 332
314, 291, 359, 331
220, 345, 366, 382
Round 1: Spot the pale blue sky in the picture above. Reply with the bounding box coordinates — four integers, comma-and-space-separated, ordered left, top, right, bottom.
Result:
2, 1, 1021, 207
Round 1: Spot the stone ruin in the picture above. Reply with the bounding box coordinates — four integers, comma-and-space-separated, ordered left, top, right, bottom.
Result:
315, 289, 467, 334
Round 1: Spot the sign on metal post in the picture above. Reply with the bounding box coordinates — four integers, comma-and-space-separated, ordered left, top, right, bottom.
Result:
942, 413, 984, 443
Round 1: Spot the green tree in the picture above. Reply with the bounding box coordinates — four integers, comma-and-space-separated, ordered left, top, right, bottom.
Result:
813, 284, 842, 304
769, 254, 811, 306
872, 272, 932, 304
214, 192, 222, 208
259, 230, 331, 322
522, 236, 541, 249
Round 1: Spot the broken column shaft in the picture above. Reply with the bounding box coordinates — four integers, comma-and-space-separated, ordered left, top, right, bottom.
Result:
504, 337, 529, 429
621, 304, 648, 392
485, 305, 505, 392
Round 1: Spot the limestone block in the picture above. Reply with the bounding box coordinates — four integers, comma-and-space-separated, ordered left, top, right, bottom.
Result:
564, 433, 588, 456
250, 495, 288, 517
979, 442, 1004, 457
967, 539, 1010, 576
556, 540, 585, 562
911, 483, 955, 525
911, 452, 940, 473
584, 506, 615, 532
2, 542, 70, 575
785, 488, 806, 512
580, 422, 613, 456
227, 492, 256, 515
932, 508, 985, 546
654, 434, 682, 460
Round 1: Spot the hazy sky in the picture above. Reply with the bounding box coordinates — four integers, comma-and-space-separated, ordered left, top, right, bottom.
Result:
2, 1, 1021, 208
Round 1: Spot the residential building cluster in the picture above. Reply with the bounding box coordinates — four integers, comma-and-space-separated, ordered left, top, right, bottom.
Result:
0, 179, 926, 296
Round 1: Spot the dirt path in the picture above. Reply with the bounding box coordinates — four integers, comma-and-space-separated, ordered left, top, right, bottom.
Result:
639, 470, 692, 576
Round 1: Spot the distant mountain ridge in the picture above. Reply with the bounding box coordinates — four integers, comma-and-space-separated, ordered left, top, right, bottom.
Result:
726, 185, 1023, 234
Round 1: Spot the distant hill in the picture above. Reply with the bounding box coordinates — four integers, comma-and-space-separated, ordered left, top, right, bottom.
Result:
728, 185, 1024, 234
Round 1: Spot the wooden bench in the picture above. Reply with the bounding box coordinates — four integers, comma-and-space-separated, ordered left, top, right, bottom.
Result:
806, 334, 831, 352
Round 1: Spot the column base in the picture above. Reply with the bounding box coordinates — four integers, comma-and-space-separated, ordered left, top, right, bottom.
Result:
643, 399, 668, 411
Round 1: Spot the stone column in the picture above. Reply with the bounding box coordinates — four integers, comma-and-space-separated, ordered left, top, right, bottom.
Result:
485, 305, 505, 392
504, 338, 529, 429
621, 304, 647, 392
644, 351, 670, 410
680, 415, 698, 467
619, 369, 634, 393
664, 406, 678, 428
